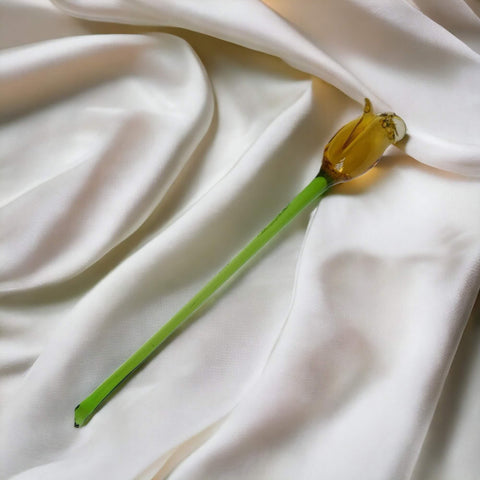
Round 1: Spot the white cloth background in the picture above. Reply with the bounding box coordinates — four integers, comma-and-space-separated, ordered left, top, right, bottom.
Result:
1, 1, 479, 479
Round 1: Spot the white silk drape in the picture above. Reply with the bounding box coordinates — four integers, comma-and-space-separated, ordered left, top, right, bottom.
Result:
1, 1, 479, 479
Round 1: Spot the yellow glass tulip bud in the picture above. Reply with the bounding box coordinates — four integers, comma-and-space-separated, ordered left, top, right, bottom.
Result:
320, 98, 406, 184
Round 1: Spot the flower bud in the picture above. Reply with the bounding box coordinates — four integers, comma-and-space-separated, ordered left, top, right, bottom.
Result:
319, 98, 406, 184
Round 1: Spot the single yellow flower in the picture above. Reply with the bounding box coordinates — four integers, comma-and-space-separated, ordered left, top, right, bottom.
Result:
74, 99, 407, 427
320, 98, 406, 184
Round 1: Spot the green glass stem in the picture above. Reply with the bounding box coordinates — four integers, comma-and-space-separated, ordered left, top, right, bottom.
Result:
74, 175, 330, 427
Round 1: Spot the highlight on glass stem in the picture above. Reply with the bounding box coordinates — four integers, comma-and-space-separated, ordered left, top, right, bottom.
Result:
74, 98, 407, 427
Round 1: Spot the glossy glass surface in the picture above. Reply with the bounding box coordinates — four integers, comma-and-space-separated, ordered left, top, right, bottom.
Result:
320, 98, 406, 184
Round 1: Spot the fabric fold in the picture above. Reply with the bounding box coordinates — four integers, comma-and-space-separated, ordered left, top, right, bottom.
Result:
50, 0, 480, 176
0, 33, 213, 292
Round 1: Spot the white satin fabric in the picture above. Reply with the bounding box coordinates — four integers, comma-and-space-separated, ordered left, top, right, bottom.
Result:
1, 1, 479, 479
